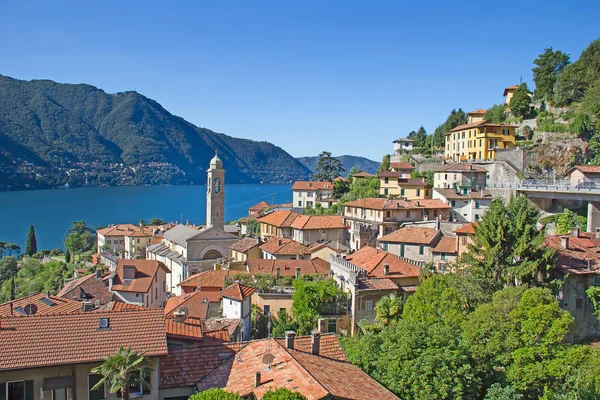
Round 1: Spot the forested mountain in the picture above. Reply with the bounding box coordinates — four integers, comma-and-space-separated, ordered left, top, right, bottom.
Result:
0, 75, 311, 191
297, 155, 380, 175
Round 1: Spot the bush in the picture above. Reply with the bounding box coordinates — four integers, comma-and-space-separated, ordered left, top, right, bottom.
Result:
262, 388, 307, 400
189, 389, 241, 400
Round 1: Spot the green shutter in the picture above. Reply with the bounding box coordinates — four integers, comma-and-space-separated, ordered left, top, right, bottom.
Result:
25, 380, 34, 400
0, 383, 6, 400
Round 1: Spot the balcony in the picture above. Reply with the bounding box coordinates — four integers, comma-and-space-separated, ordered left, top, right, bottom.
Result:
355, 310, 377, 323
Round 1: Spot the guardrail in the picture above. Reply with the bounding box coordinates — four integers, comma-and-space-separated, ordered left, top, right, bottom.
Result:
488, 181, 600, 193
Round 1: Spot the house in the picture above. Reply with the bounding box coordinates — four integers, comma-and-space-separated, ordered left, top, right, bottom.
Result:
290, 215, 346, 246
292, 181, 335, 209
433, 188, 492, 223
177, 269, 245, 294
220, 282, 255, 341
99, 251, 118, 270
0, 292, 82, 317
343, 198, 451, 250
57, 269, 112, 305
351, 171, 375, 182
246, 258, 330, 278
257, 210, 299, 241
503, 85, 533, 106
378, 226, 442, 261
160, 332, 398, 400
433, 162, 488, 190
431, 236, 459, 272
568, 165, 600, 187
453, 222, 477, 255
248, 201, 270, 215
444, 110, 516, 161
230, 237, 261, 262
109, 259, 170, 308
164, 291, 222, 320
96, 224, 155, 259
0, 309, 167, 400
378, 172, 432, 199
389, 162, 415, 175
544, 230, 600, 341
260, 237, 308, 260
393, 137, 414, 154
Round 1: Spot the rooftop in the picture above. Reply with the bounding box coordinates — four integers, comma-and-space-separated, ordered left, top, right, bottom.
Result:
165, 291, 219, 319
344, 198, 450, 211
111, 259, 170, 293
258, 210, 299, 228
379, 227, 440, 245
0, 292, 82, 317
230, 237, 261, 253
219, 282, 256, 302
345, 246, 421, 279
178, 270, 231, 289
544, 231, 600, 274
292, 181, 334, 191
453, 222, 478, 234
163, 224, 202, 247
290, 215, 345, 230
247, 258, 330, 277
434, 162, 487, 172
260, 237, 307, 256
97, 224, 154, 237
431, 236, 458, 254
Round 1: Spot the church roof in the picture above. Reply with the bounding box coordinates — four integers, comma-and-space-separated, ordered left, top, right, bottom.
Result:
163, 224, 201, 248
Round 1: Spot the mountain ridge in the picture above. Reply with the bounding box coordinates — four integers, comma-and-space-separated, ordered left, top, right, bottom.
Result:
296, 155, 380, 175
0, 75, 311, 191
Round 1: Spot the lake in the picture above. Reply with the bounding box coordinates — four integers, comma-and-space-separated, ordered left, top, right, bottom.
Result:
0, 184, 292, 251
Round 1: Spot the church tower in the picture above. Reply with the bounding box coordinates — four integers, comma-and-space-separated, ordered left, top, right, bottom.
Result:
206, 151, 225, 230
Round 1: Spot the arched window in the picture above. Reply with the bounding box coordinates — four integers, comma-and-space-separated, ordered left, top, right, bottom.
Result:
203, 249, 222, 260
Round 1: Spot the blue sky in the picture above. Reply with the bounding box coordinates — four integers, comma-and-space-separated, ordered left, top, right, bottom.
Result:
1, 1, 598, 161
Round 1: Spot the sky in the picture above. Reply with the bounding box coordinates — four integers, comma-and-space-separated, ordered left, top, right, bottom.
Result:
1, 1, 599, 161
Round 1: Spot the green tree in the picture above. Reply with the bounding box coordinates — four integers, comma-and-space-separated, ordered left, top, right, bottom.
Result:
271, 309, 298, 338
332, 178, 350, 199
65, 249, 71, 263
555, 209, 586, 234
509, 83, 531, 118
262, 388, 307, 400
570, 113, 593, 137
189, 389, 241, 400
408, 126, 428, 150
91, 347, 151, 400
149, 218, 166, 225
484, 104, 508, 123
553, 39, 600, 106
64, 221, 95, 256
245, 219, 260, 238
347, 166, 361, 179
378, 154, 391, 172
312, 151, 344, 181
139, 218, 146, 226
291, 278, 343, 335
483, 384, 523, 400
532, 48, 570, 103
433, 109, 468, 149
0, 257, 18, 284
0, 242, 5, 259
25, 225, 38, 257
374, 293, 403, 326
346, 176, 380, 200
5, 243, 21, 257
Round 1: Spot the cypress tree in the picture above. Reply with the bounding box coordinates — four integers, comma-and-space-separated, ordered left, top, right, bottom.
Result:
65, 249, 71, 264
25, 225, 37, 256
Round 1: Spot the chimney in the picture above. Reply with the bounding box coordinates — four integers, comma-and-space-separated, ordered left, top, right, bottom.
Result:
285, 331, 295, 349
276, 266, 281, 280
561, 236, 569, 250
383, 263, 390, 276
277, 239, 282, 246
254, 372, 261, 388
596, 228, 600, 239
573, 228, 580, 238
46, 290, 51, 298
436, 216, 440, 231
174, 309, 186, 323
311, 331, 321, 356
295, 267, 301, 279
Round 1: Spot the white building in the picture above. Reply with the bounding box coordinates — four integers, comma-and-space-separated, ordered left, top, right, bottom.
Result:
433, 188, 493, 223
393, 138, 413, 154
292, 181, 334, 209
220, 282, 255, 341
108, 259, 170, 308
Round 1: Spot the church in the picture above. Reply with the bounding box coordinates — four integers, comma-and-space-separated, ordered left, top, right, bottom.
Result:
147, 152, 239, 295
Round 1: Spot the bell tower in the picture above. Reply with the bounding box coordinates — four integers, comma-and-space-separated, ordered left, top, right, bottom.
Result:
206, 150, 225, 230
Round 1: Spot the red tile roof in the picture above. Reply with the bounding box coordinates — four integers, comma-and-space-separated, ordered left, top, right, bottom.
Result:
0, 292, 82, 317
219, 283, 255, 302
344, 198, 451, 211
503, 85, 519, 96
467, 109, 487, 115
572, 165, 600, 174
248, 201, 271, 213
178, 270, 230, 289
432, 237, 458, 253
436, 163, 487, 173
292, 181, 334, 191
453, 222, 478, 234
111, 259, 170, 293
164, 292, 215, 319
260, 237, 307, 256
352, 172, 375, 177
291, 215, 344, 230
448, 120, 513, 133
345, 246, 421, 279
247, 259, 330, 277
544, 232, 600, 274
230, 237, 260, 253
57, 273, 112, 305
97, 224, 154, 237
357, 278, 399, 291
379, 227, 440, 245
164, 316, 204, 341
390, 162, 415, 170
258, 210, 299, 228
0, 309, 167, 371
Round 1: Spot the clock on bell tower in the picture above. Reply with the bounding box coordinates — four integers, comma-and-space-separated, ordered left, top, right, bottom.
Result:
206, 150, 225, 230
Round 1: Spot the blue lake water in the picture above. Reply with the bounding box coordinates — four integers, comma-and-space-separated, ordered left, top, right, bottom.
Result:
0, 184, 292, 251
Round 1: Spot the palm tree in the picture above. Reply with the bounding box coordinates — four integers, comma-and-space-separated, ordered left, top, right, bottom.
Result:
375, 294, 404, 326
91, 347, 151, 400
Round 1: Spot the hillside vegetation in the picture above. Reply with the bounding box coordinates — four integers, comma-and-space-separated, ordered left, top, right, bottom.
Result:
0, 75, 311, 190
296, 154, 380, 175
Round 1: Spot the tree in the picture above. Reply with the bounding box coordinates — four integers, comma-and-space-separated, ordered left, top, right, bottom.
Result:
408, 126, 428, 150
0, 257, 18, 285
139, 218, 146, 226
271, 309, 298, 338
91, 347, 151, 400
374, 293, 403, 326
312, 151, 344, 181
65, 249, 71, 263
433, 109, 468, 149
347, 166, 361, 179
188, 389, 241, 400
346, 176, 380, 200
149, 218, 166, 225
291, 278, 343, 335
378, 154, 391, 172
245, 219, 260, 238
262, 388, 307, 400
483, 384, 523, 400
532, 48, 570, 103
0, 242, 5, 259
484, 104, 508, 124
332, 178, 350, 199
5, 243, 21, 257
555, 209, 586, 234
64, 221, 95, 256
509, 83, 531, 118
570, 113, 593, 137
25, 225, 38, 257
553, 39, 600, 106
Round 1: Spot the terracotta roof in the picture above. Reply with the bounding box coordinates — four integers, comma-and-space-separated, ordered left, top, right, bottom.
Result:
248, 201, 271, 213
467, 109, 487, 115
97, 224, 153, 237
56, 273, 112, 305
352, 172, 375, 177
97, 302, 148, 312
344, 198, 451, 211
247, 259, 330, 277
432, 237, 458, 254
434, 188, 493, 200
571, 165, 600, 174
111, 259, 170, 293
219, 283, 255, 302
345, 246, 421, 279
291, 215, 344, 230
435, 163, 487, 172
177, 270, 229, 289
0, 309, 167, 371
453, 222, 478, 234
292, 181, 334, 191
239, 212, 262, 224
0, 292, 82, 317
390, 162, 415, 170
260, 237, 308, 256
448, 120, 513, 133
164, 292, 214, 319
379, 227, 440, 245
544, 233, 600, 274
258, 210, 299, 228
165, 316, 204, 341
503, 85, 532, 96
357, 278, 399, 291
393, 137, 413, 142
230, 237, 260, 253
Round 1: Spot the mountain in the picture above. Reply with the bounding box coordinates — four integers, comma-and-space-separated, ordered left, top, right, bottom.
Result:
0, 75, 311, 191
297, 155, 380, 175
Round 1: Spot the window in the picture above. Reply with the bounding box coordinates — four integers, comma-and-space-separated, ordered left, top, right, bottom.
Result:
383, 242, 389, 251
155, 287, 158, 300
406, 211, 411, 218
298, 201, 302, 207
451, 200, 456, 207
307, 191, 313, 198
384, 177, 389, 184
365, 300, 373, 311
441, 252, 447, 260
461, 236, 468, 245
475, 201, 480, 209
307, 201, 313, 208
475, 214, 480, 221
593, 276, 600, 286
416, 189, 420, 196
400, 244, 405, 257
89, 375, 105, 400
386, 211, 391, 218
444, 174, 447, 180
576, 297, 583, 309
400, 188, 405, 196
5, 381, 33, 400
384, 188, 388, 195
327, 319, 337, 333
264, 305, 271, 315
425, 190, 429, 196
419, 245, 424, 255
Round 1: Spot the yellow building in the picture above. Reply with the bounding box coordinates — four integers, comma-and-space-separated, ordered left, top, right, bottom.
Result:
444, 109, 516, 161
503, 85, 533, 106
379, 172, 432, 199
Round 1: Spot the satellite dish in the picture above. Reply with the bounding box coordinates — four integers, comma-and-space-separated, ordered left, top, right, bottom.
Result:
24, 304, 38, 315
262, 353, 275, 365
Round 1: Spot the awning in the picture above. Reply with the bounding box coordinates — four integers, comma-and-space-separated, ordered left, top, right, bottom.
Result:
42, 376, 75, 390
